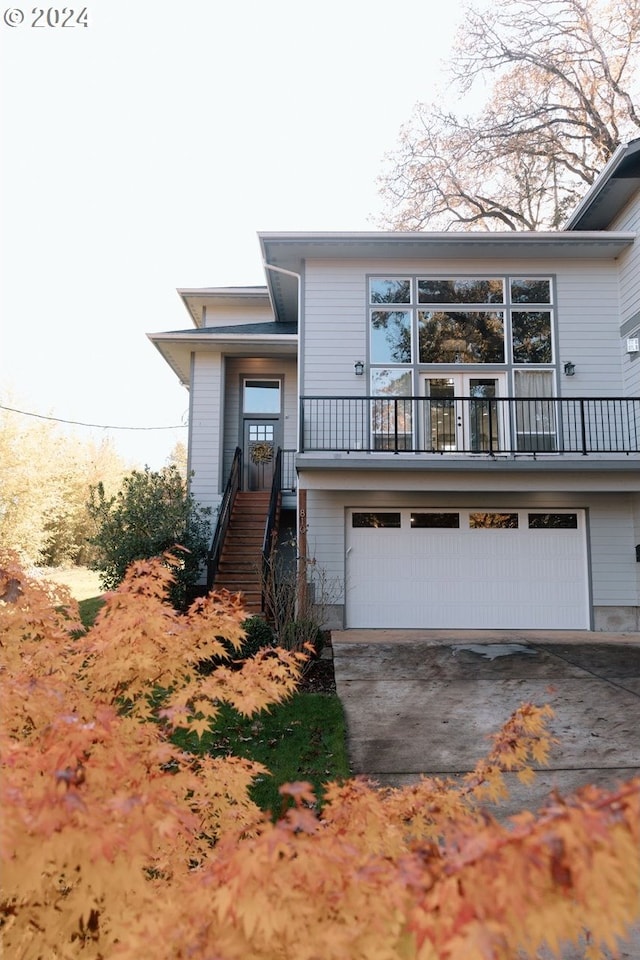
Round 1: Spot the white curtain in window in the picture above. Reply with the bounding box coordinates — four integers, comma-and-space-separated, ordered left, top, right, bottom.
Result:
515, 370, 554, 399
514, 371, 555, 451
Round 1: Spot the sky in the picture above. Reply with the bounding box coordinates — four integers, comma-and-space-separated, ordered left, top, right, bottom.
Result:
0, 0, 470, 468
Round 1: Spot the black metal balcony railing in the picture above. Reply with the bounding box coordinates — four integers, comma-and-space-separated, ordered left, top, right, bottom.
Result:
281, 449, 297, 490
299, 396, 640, 456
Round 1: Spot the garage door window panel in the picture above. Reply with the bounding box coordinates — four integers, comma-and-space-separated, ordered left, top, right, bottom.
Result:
469, 512, 519, 528
352, 512, 402, 528
410, 512, 460, 528
528, 513, 578, 529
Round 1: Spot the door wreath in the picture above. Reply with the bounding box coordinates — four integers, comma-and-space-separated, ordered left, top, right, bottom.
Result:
250, 441, 273, 464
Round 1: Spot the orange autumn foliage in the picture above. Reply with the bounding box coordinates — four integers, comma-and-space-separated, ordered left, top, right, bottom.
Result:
1, 552, 638, 960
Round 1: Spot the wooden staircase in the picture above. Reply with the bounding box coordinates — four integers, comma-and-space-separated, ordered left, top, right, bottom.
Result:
213, 491, 271, 615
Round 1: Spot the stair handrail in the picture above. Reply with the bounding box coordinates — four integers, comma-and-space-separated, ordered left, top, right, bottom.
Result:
261, 447, 282, 614
207, 447, 242, 591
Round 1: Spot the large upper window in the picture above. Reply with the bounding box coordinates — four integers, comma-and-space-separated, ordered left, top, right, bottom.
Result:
418, 311, 505, 363
368, 276, 554, 369
368, 276, 555, 450
418, 278, 504, 304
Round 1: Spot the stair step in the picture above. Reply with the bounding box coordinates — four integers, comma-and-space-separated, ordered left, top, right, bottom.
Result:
212, 489, 277, 610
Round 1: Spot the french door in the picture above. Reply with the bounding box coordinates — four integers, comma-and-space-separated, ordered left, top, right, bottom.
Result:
423, 374, 508, 453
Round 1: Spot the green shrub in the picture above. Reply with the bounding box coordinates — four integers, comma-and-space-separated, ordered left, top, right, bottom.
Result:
87, 466, 211, 608
241, 616, 275, 658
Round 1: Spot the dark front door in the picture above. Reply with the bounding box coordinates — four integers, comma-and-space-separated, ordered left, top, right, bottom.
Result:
244, 419, 278, 490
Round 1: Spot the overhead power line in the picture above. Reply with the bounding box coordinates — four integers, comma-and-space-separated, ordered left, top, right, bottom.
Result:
0, 404, 187, 431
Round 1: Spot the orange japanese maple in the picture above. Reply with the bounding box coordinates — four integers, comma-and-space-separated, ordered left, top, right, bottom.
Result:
1, 552, 638, 960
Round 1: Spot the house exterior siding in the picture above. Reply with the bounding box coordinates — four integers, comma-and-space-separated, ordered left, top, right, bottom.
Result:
304, 262, 366, 396
189, 352, 224, 516
614, 195, 640, 396
149, 139, 640, 629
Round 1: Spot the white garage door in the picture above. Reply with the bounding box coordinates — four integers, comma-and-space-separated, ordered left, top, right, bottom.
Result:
346, 508, 590, 630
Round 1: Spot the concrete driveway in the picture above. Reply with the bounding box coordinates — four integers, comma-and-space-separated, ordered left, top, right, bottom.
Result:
331, 629, 640, 958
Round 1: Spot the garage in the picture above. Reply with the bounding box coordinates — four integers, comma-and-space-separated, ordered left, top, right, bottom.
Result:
345, 508, 590, 630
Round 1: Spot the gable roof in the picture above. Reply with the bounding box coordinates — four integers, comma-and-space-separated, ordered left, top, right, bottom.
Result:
564, 138, 640, 230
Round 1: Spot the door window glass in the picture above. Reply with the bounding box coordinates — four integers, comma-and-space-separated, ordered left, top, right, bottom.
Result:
243, 380, 281, 414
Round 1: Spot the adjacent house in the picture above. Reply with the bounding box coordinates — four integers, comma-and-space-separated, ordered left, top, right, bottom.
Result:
149, 139, 640, 632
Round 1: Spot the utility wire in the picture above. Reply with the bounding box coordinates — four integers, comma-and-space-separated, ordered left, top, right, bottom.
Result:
0, 403, 187, 431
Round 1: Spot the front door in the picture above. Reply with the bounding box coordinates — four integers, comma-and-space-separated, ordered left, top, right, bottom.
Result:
242, 377, 282, 491
424, 374, 508, 452
244, 419, 278, 490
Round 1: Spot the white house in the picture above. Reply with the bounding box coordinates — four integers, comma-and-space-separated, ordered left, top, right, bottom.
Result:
149, 138, 640, 632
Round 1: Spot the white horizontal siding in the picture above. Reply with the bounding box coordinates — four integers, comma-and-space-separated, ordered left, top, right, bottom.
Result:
554, 265, 623, 395
589, 495, 638, 604
189, 353, 224, 515
203, 301, 274, 328
614, 195, 640, 395
303, 262, 366, 396
304, 490, 347, 603
634, 494, 640, 598
596, 185, 638, 327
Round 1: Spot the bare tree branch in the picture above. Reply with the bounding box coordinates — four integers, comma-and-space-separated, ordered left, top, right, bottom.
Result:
378, 0, 640, 230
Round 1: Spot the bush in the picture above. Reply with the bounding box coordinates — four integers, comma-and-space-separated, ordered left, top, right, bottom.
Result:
87, 465, 211, 607
241, 615, 276, 658
282, 617, 324, 654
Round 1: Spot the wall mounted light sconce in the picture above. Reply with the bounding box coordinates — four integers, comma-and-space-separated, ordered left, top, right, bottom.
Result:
354, 360, 364, 376
563, 361, 576, 377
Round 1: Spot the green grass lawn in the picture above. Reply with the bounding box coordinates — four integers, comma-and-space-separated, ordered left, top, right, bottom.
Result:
173, 693, 350, 816
71, 583, 349, 814
78, 595, 106, 628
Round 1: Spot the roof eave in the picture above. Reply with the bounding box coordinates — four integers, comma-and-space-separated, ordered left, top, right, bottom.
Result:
564, 138, 640, 230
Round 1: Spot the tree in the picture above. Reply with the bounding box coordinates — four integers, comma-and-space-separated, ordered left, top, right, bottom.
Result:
167, 440, 188, 479
1, 554, 638, 960
378, 0, 640, 231
0, 405, 127, 566
87, 465, 212, 605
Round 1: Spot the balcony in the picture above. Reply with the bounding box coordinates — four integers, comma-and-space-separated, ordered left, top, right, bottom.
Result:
299, 396, 640, 456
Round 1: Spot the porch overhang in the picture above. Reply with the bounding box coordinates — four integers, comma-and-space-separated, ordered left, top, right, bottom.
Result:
147, 330, 298, 386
